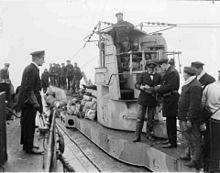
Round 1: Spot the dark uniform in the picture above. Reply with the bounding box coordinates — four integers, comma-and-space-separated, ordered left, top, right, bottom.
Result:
41, 68, 50, 93
72, 63, 82, 93
17, 50, 44, 153
191, 61, 216, 171
66, 60, 74, 90
49, 63, 56, 86
155, 58, 180, 148
110, 12, 134, 53
0, 63, 10, 80
133, 60, 162, 142
60, 63, 67, 89
178, 67, 202, 169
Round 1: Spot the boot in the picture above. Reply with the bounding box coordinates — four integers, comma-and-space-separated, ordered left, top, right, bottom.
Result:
133, 123, 143, 143
133, 136, 141, 143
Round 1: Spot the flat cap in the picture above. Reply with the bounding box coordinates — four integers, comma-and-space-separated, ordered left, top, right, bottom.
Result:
156, 57, 169, 65
191, 61, 204, 68
169, 58, 175, 66
4, 63, 10, 67
115, 12, 123, 17
30, 50, 45, 57
184, 66, 197, 76
146, 59, 157, 67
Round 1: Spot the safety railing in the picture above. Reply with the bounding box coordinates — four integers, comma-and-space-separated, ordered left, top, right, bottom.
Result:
43, 106, 57, 172
43, 94, 74, 172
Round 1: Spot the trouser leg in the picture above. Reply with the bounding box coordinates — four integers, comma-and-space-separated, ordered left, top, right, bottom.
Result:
134, 105, 147, 139
179, 120, 191, 157
188, 121, 202, 164
166, 117, 177, 146
21, 107, 36, 151
72, 79, 76, 93
146, 106, 155, 137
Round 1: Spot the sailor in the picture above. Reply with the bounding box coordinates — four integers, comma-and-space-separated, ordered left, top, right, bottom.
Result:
110, 12, 134, 53
191, 61, 215, 171
17, 50, 45, 154
0, 63, 10, 81
133, 59, 162, 142
41, 68, 50, 93
178, 67, 203, 169
191, 61, 215, 90
201, 70, 220, 172
72, 62, 82, 93
60, 63, 67, 89
49, 63, 55, 86
66, 60, 74, 90
154, 57, 180, 148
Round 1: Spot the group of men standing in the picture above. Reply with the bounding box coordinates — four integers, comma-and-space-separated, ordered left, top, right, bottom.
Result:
41, 60, 82, 93
133, 57, 217, 171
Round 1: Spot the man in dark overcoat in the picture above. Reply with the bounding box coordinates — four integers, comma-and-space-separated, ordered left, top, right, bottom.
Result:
154, 58, 180, 148
178, 67, 203, 169
17, 50, 45, 154
191, 61, 215, 171
133, 60, 162, 142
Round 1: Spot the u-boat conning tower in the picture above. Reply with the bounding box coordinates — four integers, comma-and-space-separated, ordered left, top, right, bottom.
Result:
95, 22, 181, 138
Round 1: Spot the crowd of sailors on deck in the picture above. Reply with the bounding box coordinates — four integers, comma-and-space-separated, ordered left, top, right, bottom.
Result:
41, 60, 83, 93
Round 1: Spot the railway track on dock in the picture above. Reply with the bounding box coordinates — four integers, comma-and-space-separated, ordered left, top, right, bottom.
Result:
57, 120, 151, 172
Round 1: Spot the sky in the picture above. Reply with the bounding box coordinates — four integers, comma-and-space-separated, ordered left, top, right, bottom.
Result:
0, 0, 220, 88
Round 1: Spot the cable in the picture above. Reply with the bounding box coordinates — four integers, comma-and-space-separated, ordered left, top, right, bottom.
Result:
80, 55, 97, 68
148, 25, 176, 34
70, 46, 84, 62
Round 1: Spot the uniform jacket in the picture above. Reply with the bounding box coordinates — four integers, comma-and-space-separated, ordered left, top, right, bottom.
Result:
73, 67, 82, 80
111, 20, 134, 44
135, 72, 162, 106
49, 66, 55, 76
0, 68, 9, 80
41, 71, 50, 88
157, 66, 180, 117
17, 63, 42, 109
61, 66, 67, 77
199, 72, 215, 90
66, 64, 74, 78
178, 77, 202, 121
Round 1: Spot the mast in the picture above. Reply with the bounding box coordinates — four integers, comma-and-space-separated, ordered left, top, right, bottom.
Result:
98, 21, 102, 67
